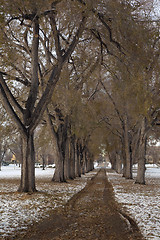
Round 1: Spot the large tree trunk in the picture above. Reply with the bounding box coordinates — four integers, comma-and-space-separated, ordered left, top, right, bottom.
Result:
123, 116, 132, 179
115, 153, 122, 174
121, 142, 127, 177
79, 142, 85, 174
53, 151, 65, 182
18, 133, 36, 192
82, 147, 88, 175
109, 151, 117, 170
64, 137, 70, 180
75, 139, 81, 177
0, 144, 2, 171
131, 130, 140, 165
69, 136, 76, 179
46, 111, 66, 182
86, 151, 93, 173
52, 123, 66, 182
135, 118, 147, 184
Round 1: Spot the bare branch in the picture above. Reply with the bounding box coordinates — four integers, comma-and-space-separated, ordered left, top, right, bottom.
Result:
49, 12, 62, 61
100, 80, 124, 127
0, 75, 26, 136
0, 71, 30, 87
0, 73, 24, 114
63, 15, 87, 62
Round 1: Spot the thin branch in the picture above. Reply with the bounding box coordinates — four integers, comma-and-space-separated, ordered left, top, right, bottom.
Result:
76, 0, 125, 54
0, 71, 30, 87
100, 80, 124, 126
88, 81, 100, 101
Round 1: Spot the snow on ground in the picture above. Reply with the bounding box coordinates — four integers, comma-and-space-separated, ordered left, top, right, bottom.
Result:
107, 164, 160, 240
0, 165, 97, 239
1, 164, 159, 239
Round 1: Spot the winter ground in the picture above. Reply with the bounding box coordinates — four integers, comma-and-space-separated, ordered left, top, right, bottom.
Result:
107, 164, 160, 240
0, 165, 96, 239
0, 164, 160, 239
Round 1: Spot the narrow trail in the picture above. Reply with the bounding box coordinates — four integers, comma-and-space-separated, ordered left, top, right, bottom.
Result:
16, 169, 144, 240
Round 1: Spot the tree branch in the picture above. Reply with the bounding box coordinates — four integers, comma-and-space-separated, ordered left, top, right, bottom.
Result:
49, 12, 62, 61
0, 73, 24, 114
0, 71, 31, 87
100, 80, 124, 126
24, 17, 39, 126
62, 15, 87, 62
0, 80, 26, 136
29, 15, 88, 133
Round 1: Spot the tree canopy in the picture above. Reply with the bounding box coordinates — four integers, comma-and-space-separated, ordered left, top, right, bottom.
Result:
1, 0, 160, 190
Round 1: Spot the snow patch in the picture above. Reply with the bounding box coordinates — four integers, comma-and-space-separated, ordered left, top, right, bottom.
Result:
107, 167, 160, 239
0, 165, 96, 238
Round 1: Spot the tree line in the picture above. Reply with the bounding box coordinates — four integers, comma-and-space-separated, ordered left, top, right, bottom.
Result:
0, 0, 160, 192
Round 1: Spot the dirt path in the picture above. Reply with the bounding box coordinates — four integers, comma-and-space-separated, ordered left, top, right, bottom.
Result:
16, 169, 144, 240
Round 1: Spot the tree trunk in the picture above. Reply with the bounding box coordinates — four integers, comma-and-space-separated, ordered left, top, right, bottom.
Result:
75, 140, 81, 177
81, 149, 86, 175
115, 153, 122, 174
0, 143, 2, 171
18, 133, 36, 192
52, 124, 66, 182
53, 151, 65, 182
135, 118, 147, 184
109, 152, 117, 170
79, 143, 85, 174
41, 154, 45, 170
46, 111, 66, 182
123, 116, 132, 179
69, 136, 76, 179
64, 137, 70, 180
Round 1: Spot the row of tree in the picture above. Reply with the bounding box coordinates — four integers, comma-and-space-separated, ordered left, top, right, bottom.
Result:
0, 0, 160, 192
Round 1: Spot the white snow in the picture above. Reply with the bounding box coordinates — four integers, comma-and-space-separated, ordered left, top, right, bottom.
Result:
0, 165, 97, 239
107, 165, 160, 240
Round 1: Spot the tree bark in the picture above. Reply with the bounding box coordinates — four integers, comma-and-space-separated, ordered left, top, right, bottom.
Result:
123, 116, 132, 179
52, 123, 66, 182
69, 136, 76, 179
109, 151, 117, 170
0, 143, 2, 171
135, 118, 147, 184
75, 139, 81, 177
115, 153, 122, 174
18, 133, 36, 192
64, 137, 70, 180
46, 111, 65, 182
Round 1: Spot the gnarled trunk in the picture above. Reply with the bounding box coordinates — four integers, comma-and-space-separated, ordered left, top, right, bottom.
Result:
18, 133, 36, 192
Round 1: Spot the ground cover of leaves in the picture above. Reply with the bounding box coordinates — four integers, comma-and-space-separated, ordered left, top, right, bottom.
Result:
14, 169, 144, 240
